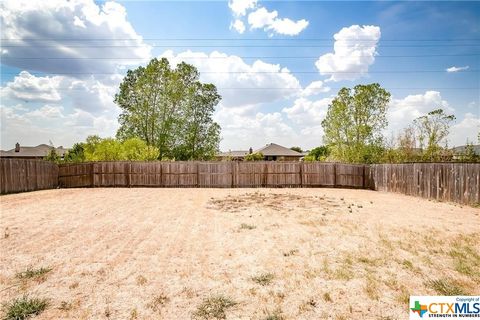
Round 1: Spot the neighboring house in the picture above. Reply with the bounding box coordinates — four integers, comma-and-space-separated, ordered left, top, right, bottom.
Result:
216, 150, 250, 161
217, 143, 303, 161
451, 144, 480, 160
0, 143, 69, 160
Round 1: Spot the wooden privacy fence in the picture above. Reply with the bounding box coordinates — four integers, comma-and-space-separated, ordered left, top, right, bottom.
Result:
368, 163, 480, 205
57, 161, 367, 189
2, 159, 479, 205
0, 159, 58, 194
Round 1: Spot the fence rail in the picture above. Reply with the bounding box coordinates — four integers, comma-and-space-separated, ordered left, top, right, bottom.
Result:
2, 159, 479, 205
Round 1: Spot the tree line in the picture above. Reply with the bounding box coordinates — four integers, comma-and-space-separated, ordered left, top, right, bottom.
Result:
50, 58, 478, 163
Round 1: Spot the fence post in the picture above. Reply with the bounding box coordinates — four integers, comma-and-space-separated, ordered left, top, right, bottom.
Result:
300, 162, 303, 188
90, 162, 95, 187
362, 165, 366, 189
231, 161, 234, 188
196, 162, 199, 188
333, 162, 337, 188
127, 162, 131, 188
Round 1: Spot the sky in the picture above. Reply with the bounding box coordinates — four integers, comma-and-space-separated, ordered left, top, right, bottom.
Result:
0, 0, 479, 151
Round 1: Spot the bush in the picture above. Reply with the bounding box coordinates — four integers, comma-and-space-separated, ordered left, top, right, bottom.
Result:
244, 152, 264, 161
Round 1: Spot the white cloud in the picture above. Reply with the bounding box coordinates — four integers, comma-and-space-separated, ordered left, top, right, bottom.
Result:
301, 80, 331, 97
449, 113, 480, 146
247, 7, 308, 36
1, 99, 118, 149
247, 7, 277, 29
268, 17, 309, 36
0, 0, 146, 148
315, 25, 381, 82
446, 66, 470, 73
0, 0, 151, 75
228, 1, 308, 36
388, 91, 454, 135
215, 105, 298, 150
282, 97, 332, 126
1, 71, 119, 115
230, 19, 246, 34
386, 91, 478, 146
24, 105, 65, 119
160, 50, 301, 107
228, 0, 257, 16
1, 71, 62, 102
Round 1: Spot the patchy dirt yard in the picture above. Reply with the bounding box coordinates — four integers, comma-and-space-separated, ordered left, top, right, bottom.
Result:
1, 188, 479, 319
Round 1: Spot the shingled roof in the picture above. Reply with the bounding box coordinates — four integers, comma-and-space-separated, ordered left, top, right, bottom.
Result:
254, 143, 302, 157
0, 143, 69, 158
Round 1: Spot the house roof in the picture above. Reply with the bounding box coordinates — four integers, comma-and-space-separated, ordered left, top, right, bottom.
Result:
451, 144, 480, 154
255, 143, 303, 157
0, 144, 69, 158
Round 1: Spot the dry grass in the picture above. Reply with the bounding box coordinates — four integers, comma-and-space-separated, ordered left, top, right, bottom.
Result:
192, 295, 237, 320
0, 188, 479, 319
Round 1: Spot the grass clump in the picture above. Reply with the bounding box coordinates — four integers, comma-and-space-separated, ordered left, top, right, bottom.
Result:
449, 240, 480, 280
15, 266, 52, 280
147, 294, 169, 313
239, 223, 256, 230
192, 295, 237, 320
402, 259, 414, 270
2, 295, 48, 320
364, 275, 380, 300
263, 308, 285, 320
283, 249, 298, 257
323, 292, 332, 302
426, 278, 467, 295
251, 273, 275, 286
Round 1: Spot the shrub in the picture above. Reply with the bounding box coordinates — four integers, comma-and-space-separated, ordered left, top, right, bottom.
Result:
244, 152, 264, 161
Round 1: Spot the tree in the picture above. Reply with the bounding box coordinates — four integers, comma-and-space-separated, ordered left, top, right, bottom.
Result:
290, 146, 303, 153
115, 58, 221, 160
459, 141, 479, 162
121, 137, 159, 161
244, 152, 264, 161
394, 126, 419, 162
89, 138, 123, 161
68, 135, 160, 162
413, 109, 455, 161
321, 83, 390, 163
44, 149, 60, 162
304, 146, 330, 161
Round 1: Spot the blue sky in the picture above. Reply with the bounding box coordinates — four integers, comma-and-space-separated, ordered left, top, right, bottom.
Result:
1, 0, 479, 151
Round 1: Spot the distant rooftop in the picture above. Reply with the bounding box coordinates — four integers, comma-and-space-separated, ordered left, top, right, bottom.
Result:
218, 143, 303, 158
254, 143, 303, 157
0, 143, 69, 158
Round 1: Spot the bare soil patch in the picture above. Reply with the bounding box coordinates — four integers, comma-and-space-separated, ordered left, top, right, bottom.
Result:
1, 188, 479, 319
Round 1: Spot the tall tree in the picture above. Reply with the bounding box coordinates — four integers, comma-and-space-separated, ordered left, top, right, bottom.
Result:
115, 58, 221, 160
321, 83, 390, 163
413, 108, 455, 161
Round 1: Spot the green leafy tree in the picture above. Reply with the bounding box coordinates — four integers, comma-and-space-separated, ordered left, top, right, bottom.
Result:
321, 83, 390, 163
413, 109, 455, 161
115, 58, 221, 160
89, 138, 123, 161
121, 137, 160, 161
290, 146, 303, 153
244, 152, 264, 161
459, 141, 479, 162
63, 143, 86, 163
44, 149, 60, 162
305, 146, 330, 161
